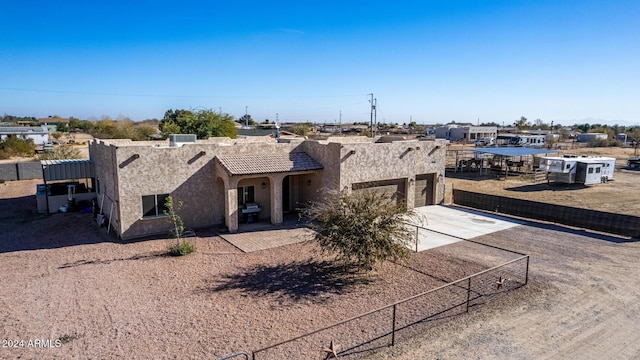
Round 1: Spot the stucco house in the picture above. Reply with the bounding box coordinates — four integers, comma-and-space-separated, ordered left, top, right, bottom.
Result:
38, 117, 70, 132
89, 136, 447, 240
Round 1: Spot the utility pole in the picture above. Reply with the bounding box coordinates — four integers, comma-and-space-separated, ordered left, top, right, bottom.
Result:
368, 93, 376, 138
373, 98, 377, 137
339, 110, 342, 136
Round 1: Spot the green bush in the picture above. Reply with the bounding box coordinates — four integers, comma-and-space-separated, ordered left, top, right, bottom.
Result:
164, 195, 194, 256
0, 137, 35, 158
304, 189, 418, 271
167, 241, 194, 256
37, 145, 83, 160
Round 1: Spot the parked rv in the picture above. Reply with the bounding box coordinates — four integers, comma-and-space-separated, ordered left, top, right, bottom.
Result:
495, 134, 546, 148
628, 158, 640, 169
539, 156, 616, 185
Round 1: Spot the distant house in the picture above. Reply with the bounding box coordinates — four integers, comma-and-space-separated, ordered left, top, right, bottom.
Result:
577, 133, 608, 143
435, 124, 497, 142
0, 126, 49, 145
38, 117, 70, 132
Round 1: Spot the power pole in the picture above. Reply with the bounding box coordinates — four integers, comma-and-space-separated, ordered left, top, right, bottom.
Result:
339, 110, 342, 136
368, 93, 376, 138
373, 98, 377, 137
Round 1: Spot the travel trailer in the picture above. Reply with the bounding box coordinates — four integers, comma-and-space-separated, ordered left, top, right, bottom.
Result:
538, 156, 616, 185
495, 134, 546, 148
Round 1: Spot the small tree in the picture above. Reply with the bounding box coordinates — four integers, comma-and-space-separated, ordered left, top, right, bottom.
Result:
164, 195, 193, 256
290, 122, 311, 136
37, 145, 83, 160
304, 189, 418, 271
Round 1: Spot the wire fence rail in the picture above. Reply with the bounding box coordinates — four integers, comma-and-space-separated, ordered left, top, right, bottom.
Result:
240, 255, 529, 359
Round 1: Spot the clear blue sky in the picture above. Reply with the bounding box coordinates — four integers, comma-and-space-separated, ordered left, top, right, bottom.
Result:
1, 0, 638, 126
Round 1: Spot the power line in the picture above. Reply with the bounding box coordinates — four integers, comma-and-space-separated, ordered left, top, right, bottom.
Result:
0, 87, 367, 100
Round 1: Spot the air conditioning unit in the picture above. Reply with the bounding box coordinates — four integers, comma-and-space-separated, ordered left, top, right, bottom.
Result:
169, 134, 197, 147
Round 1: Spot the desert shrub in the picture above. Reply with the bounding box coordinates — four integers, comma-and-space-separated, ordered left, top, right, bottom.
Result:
0, 137, 35, 158
167, 241, 194, 256
164, 195, 194, 256
37, 145, 83, 160
303, 189, 418, 271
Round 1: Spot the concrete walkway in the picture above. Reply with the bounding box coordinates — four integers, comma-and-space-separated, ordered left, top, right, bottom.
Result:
219, 206, 523, 253
219, 220, 313, 253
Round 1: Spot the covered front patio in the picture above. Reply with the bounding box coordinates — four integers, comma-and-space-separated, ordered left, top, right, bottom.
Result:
215, 152, 323, 232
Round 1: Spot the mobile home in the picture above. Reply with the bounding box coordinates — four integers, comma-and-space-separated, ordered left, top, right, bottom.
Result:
539, 156, 615, 185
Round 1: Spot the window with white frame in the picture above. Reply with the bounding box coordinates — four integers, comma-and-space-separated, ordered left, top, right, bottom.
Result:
142, 194, 169, 217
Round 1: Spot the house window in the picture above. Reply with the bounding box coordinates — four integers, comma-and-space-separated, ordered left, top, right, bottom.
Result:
588, 168, 594, 174
142, 194, 169, 217
237, 186, 255, 205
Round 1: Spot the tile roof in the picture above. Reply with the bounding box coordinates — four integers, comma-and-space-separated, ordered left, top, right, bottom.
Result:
217, 152, 323, 176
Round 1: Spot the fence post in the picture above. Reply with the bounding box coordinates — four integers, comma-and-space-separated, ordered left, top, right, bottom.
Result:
466, 278, 471, 313
391, 304, 397, 346
415, 227, 419, 252
525, 256, 530, 285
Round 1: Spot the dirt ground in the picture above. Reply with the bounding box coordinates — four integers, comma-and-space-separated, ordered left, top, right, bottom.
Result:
1, 145, 640, 359
446, 145, 640, 216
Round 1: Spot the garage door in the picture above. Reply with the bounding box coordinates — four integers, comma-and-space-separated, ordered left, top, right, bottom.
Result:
414, 173, 435, 207
352, 179, 406, 205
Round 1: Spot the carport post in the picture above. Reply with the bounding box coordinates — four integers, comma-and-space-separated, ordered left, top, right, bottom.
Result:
41, 162, 50, 215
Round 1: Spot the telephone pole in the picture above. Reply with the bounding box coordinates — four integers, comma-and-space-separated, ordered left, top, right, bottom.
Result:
368, 93, 377, 137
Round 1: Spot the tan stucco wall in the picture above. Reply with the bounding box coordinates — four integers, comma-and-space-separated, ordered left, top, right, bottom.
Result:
90, 137, 446, 239
336, 139, 447, 205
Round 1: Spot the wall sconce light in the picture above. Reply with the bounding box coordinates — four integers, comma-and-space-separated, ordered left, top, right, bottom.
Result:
409, 179, 415, 185
261, 182, 267, 189
343, 186, 349, 191
307, 179, 312, 186
415, 146, 421, 150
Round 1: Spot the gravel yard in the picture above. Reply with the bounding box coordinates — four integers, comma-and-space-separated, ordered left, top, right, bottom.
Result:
2, 158, 639, 359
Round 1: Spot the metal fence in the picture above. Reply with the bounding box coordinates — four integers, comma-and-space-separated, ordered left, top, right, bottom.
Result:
453, 189, 640, 238
248, 253, 529, 359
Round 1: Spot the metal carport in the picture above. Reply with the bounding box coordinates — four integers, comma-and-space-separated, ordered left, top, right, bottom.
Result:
40, 159, 95, 214
471, 147, 558, 179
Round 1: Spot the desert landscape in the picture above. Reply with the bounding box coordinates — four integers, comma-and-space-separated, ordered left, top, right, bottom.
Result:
1, 145, 639, 359
446, 144, 640, 216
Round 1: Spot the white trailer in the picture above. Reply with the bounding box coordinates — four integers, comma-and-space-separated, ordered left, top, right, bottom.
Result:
539, 156, 615, 185
495, 134, 546, 148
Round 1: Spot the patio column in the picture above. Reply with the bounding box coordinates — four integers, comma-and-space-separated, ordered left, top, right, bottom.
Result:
224, 177, 239, 232
406, 177, 415, 210
269, 173, 286, 225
